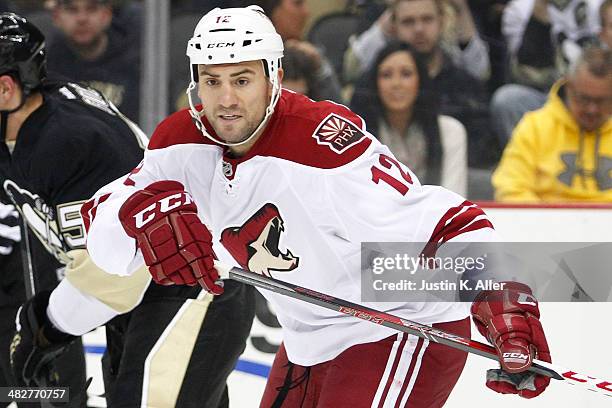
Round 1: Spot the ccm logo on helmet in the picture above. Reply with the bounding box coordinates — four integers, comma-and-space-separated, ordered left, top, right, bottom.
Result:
134, 192, 194, 228
208, 42, 235, 48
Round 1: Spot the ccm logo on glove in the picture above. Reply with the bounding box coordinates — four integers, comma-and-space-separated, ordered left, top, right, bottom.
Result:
119, 180, 224, 293
133, 192, 194, 228
502, 352, 530, 363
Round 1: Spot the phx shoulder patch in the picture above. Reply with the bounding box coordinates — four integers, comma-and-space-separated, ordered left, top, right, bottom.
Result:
311, 113, 366, 154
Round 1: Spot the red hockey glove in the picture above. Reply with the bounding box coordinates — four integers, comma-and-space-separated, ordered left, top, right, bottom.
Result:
471, 282, 551, 398
118, 180, 223, 294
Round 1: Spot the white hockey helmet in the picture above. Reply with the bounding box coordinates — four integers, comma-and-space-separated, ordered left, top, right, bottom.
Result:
186, 5, 284, 147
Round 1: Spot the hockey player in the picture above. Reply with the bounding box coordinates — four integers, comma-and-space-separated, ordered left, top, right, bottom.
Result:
83, 5, 552, 407
0, 13, 254, 407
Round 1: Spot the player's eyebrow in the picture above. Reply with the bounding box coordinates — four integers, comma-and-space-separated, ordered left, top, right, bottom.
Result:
229, 69, 256, 77
199, 68, 256, 77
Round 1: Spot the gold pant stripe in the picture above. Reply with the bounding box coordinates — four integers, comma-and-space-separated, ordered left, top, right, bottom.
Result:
141, 293, 213, 408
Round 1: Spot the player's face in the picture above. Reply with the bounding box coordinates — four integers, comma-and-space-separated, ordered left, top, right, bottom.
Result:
198, 60, 272, 145
53, 0, 112, 47
377, 51, 420, 114
565, 66, 612, 132
394, 0, 442, 55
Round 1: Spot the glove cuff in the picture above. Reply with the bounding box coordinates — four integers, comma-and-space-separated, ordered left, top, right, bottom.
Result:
23, 291, 74, 348
40, 323, 75, 347
472, 281, 533, 305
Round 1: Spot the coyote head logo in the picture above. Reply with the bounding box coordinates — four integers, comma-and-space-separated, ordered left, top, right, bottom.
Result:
221, 203, 299, 277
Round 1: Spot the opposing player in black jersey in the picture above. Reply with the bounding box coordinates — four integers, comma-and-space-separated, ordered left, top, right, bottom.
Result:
0, 13, 254, 407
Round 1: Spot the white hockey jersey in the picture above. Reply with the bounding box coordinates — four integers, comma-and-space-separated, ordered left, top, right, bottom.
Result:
83, 90, 497, 366
503, 0, 603, 55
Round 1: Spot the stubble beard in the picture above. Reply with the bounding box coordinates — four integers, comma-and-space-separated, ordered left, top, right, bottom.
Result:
216, 117, 260, 145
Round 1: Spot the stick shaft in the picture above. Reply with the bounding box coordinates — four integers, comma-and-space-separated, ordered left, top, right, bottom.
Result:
221, 264, 558, 379
19, 217, 36, 299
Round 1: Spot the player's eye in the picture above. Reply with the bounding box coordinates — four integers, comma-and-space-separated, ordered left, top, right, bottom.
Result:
204, 79, 218, 86
236, 78, 249, 86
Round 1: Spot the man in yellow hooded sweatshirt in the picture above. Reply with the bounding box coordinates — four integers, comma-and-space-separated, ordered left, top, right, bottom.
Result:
493, 46, 612, 202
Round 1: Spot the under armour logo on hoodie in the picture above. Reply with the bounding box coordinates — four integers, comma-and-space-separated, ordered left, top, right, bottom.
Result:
558, 153, 612, 189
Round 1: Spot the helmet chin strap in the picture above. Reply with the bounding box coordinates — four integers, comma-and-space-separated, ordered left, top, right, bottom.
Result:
186, 64, 281, 148
0, 111, 8, 143
0, 90, 28, 142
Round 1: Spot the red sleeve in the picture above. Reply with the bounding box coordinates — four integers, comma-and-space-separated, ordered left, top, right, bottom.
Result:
421, 200, 495, 258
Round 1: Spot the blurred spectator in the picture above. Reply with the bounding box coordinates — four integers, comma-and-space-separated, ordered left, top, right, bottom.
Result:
251, 0, 343, 103
256, 0, 309, 41
492, 46, 612, 202
344, 0, 490, 82
490, 0, 603, 144
171, 0, 246, 16
600, 0, 612, 48
283, 39, 343, 101
351, 41, 468, 195
46, 0, 141, 123
282, 41, 318, 97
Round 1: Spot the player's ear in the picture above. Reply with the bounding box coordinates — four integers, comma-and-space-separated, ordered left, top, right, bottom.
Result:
269, 67, 283, 97
0, 75, 17, 104
277, 67, 284, 83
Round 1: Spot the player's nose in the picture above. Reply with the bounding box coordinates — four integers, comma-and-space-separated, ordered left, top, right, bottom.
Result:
218, 83, 239, 108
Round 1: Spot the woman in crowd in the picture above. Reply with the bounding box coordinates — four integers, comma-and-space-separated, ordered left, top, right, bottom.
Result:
351, 41, 468, 195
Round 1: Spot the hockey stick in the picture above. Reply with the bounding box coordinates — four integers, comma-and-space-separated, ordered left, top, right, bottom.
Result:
17, 219, 59, 407
19, 216, 36, 299
214, 261, 612, 398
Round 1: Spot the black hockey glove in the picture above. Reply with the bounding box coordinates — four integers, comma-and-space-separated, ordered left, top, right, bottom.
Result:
10, 290, 77, 387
